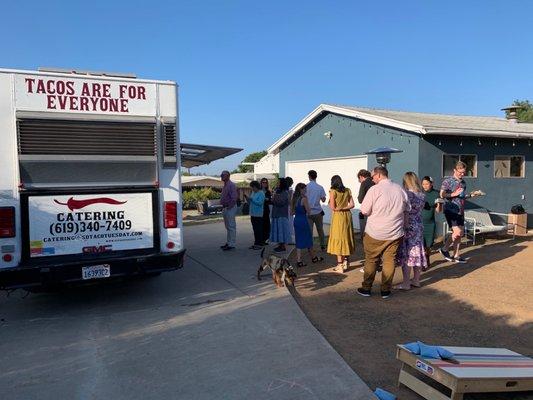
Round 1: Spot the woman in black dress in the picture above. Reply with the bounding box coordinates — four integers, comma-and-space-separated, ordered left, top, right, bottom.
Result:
421, 176, 440, 268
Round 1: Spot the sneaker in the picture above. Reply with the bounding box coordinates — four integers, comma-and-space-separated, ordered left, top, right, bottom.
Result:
453, 256, 467, 263
359, 267, 365, 273
356, 288, 371, 297
381, 290, 391, 299
439, 248, 453, 262
220, 244, 229, 249
321, 246, 326, 251
274, 246, 286, 253
222, 246, 235, 251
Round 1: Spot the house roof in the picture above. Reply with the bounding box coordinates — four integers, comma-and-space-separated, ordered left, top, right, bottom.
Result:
268, 104, 533, 153
181, 175, 224, 187
230, 172, 277, 182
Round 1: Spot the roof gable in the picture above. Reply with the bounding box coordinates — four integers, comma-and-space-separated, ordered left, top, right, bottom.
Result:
268, 104, 533, 153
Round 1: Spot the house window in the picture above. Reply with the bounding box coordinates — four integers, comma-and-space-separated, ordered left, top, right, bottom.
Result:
442, 154, 477, 177
494, 156, 525, 178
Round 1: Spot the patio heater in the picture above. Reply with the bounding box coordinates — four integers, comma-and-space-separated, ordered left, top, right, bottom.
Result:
365, 146, 403, 167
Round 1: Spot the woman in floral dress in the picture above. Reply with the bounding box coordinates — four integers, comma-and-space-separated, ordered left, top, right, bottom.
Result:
395, 172, 427, 290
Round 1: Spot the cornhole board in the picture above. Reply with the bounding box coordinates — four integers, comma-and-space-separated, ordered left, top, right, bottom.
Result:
396, 345, 533, 400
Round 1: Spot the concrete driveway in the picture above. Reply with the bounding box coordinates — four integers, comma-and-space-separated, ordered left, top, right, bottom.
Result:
0, 220, 374, 400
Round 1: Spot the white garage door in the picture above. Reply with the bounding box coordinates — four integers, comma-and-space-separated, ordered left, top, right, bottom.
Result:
285, 155, 368, 230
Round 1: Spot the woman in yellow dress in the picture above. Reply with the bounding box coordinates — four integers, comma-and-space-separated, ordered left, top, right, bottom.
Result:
327, 175, 356, 272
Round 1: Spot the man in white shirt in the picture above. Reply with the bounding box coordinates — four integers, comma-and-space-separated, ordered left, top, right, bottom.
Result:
306, 170, 327, 251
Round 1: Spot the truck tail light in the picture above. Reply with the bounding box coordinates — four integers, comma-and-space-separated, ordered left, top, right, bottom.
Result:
0, 207, 16, 238
164, 201, 177, 229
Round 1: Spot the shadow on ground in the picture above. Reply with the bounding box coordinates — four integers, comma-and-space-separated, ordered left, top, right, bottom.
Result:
291, 236, 533, 400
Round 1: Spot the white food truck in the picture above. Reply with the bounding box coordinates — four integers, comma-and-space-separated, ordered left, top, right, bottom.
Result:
0, 67, 239, 289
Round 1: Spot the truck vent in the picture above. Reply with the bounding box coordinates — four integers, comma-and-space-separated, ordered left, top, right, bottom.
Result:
17, 119, 156, 156
16, 118, 158, 188
163, 123, 177, 168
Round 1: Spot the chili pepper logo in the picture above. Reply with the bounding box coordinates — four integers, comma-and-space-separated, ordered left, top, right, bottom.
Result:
54, 197, 127, 211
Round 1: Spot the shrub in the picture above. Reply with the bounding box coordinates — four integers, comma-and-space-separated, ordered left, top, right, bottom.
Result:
182, 187, 220, 209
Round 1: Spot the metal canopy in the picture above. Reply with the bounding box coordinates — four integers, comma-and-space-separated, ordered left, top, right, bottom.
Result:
180, 143, 242, 168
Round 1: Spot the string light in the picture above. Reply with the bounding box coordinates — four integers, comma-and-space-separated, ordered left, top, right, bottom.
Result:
494, 140, 498, 146
478, 139, 482, 146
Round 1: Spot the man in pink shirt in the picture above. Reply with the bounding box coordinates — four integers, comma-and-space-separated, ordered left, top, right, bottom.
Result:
357, 166, 409, 299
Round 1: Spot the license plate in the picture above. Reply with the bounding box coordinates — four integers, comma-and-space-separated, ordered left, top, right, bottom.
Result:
82, 264, 111, 280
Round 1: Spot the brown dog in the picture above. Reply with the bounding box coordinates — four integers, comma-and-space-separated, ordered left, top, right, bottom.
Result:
257, 247, 296, 287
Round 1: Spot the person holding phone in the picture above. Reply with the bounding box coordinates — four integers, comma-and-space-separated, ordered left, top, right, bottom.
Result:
270, 178, 291, 252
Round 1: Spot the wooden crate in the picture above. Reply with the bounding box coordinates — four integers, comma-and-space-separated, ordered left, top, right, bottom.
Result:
508, 213, 528, 236
396, 345, 533, 400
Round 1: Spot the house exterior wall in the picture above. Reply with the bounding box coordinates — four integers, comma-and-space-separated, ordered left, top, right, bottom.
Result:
419, 135, 533, 228
277, 111, 532, 230
279, 113, 420, 185
254, 152, 279, 174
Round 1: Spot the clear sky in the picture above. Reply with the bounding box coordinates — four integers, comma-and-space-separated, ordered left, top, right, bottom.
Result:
2, 0, 532, 175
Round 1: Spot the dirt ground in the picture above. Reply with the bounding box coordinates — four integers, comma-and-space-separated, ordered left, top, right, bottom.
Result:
290, 235, 533, 399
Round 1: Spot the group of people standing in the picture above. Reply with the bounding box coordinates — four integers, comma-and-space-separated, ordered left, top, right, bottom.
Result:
219, 160, 472, 300
248, 171, 328, 266
357, 161, 471, 299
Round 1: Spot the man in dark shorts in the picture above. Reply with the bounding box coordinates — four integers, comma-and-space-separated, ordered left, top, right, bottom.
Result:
439, 161, 469, 263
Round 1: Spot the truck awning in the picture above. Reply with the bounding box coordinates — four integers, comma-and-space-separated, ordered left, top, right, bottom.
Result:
180, 143, 242, 168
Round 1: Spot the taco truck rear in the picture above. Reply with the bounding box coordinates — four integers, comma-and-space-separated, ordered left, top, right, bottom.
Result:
0, 67, 186, 289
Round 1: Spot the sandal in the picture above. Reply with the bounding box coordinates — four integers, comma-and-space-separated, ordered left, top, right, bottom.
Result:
342, 259, 349, 272
312, 256, 324, 263
410, 280, 421, 288
296, 261, 307, 268
332, 262, 345, 273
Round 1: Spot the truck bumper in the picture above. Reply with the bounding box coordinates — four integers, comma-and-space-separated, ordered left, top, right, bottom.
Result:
0, 249, 186, 290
